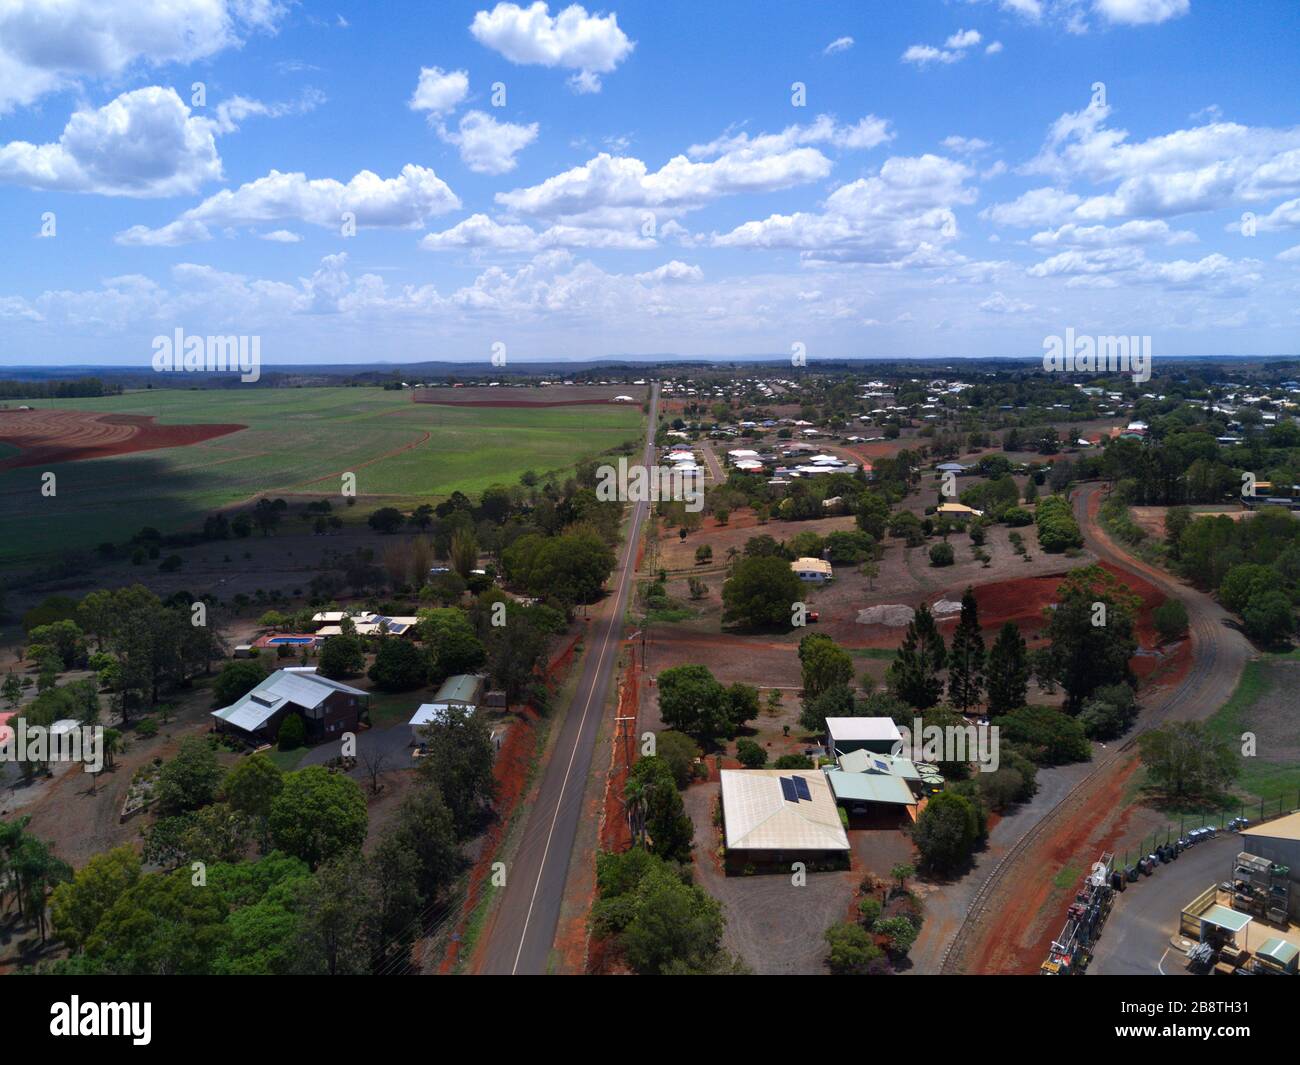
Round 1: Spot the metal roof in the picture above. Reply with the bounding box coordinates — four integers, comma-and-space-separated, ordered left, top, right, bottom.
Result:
1257, 937, 1299, 965
824, 769, 916, 806
720, 770, 849, 852
826, 717, 902, 743
432, 673, 485, 705
1199, 904, 1253, 934
1242, 810, 1300, 841
211, 668, 366, 732
838, 748, 921, 780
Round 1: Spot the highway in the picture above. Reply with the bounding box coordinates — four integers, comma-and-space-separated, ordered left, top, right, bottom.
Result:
476, 384, 658, 975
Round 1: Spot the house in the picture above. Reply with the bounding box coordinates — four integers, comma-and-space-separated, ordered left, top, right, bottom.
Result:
612, 395, 635, 403
211, 667, 368, 745
408, 673, 486, 744
936, 502, 983, 518
825, 716, 902, 755
719, 769, 849, 865
316, 614, 419, 637
791, 557, 833, 583
936, 462, 968, 474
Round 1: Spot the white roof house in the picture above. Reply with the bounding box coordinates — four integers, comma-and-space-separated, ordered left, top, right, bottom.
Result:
791, 557, 833, 581
720, 770, 849, 853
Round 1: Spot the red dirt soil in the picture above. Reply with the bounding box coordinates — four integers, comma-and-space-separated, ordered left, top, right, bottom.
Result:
0, 409, 243, 469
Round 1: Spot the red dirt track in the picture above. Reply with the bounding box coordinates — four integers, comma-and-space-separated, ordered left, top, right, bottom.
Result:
0, 409, 243, 468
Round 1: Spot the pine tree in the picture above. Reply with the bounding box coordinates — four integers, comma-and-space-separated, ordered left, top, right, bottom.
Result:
887, 604, 947, 709
947, 587, 986, 710
986, 621, 1030, 715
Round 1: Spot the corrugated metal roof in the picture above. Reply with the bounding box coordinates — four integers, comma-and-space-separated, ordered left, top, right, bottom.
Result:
211, 668, 366, 733
838, 748, 921, 780
1257, 937, 1299, 964
824, 769, 916, 806
1200, 904, 1252, 934
720, 770, 849, 852
433, 673, 484, 705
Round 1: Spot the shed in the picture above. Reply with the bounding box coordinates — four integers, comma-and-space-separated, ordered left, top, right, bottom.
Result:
825, 716, 902, 755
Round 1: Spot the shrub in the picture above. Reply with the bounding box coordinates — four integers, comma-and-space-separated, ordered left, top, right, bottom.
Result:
277, 713, 306, 750
928, 542, 955, 567
735, 738, 767, 768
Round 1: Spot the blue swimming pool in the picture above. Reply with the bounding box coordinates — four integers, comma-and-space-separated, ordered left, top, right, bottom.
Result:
268, 637, 315, 645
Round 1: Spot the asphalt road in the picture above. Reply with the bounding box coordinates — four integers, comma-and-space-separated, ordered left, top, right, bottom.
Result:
942, 480, 1253, 972
1091, 834, 1240, 975
476, 386, 658, 975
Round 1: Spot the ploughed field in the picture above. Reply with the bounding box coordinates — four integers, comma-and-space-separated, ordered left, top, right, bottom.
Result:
0, 387, 643, 564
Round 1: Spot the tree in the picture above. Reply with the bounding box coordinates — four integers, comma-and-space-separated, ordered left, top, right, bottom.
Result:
389, 784, 461, 903
694, 544, 713, 565
84, 867, 227, 974
798, 633, 853, 699
368, 638, 430, 692
928, 542, 955, 567
368, 507, 406, 534
985, 622, 1029, 715
1152, 598, 1189, 641
416, 704, 496, 838
50, 845, 141, 952
946, 588, 985, 710
1242, 589, 1293, 646
874, 915, 919, 957
590, 849, 725, 975
1138, 721, 1238, 801
292, 853, 379, 975
212, 659, 267, 707
626, 756, 694, 862
655, 731, 700, 788
419, 608, 486, 679
1078, 683, 1140, 740
912, 791, 982, 873
318, 634, 365, 679
887, 604, 946, 709
656, 664, 727, 743
222, 752, 284, 820
1042, 565, 1139, 713
798, 683, 854, 735
735, 738, 767, 768
993, 705, 1090, 765
269, 766, 368, 869
2, 671, 20, 709
156, 737, 223, 815
277, 713, 306, 750
825, 921, 885, 974
721, 556, 802, 628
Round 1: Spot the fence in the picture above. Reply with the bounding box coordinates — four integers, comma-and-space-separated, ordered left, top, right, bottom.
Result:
1116, 792, 1300, 871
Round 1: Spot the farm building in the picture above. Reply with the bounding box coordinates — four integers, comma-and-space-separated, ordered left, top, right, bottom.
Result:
825, 716, 902, 756
719, 769, 849, 865
408, 673, 487, 744
211, 667, 367, 745
791, 557, 833, 583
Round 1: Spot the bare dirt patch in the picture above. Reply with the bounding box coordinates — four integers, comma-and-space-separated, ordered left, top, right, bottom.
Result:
0, 409, 243, 469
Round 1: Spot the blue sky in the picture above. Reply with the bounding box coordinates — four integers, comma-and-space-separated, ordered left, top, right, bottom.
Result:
1, 0, 1299, 365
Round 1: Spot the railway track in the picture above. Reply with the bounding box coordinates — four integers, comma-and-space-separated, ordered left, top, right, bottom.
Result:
940, 482, 1242, 973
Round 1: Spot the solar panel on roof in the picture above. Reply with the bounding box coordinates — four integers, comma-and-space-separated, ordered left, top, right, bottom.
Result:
779, 777, 798, 803
793, 776, 811, 801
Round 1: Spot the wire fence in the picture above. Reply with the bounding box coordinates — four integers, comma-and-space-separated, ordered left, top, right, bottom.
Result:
1117, 792, 1300, 870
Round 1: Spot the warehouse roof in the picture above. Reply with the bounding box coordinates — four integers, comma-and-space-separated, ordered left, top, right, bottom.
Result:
720, 770, 849, 852
1241, 810, 1300, 841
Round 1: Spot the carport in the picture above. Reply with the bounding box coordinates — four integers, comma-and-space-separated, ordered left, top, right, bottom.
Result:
1197, 904, 1253, 950
824, 768, 917, 819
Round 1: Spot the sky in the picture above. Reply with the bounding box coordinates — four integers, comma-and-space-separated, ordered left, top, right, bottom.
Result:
1, 0, 1299, 366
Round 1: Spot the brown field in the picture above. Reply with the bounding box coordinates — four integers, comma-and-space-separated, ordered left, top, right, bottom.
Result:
412, 384, 647, 407
0, 409, 244, 469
